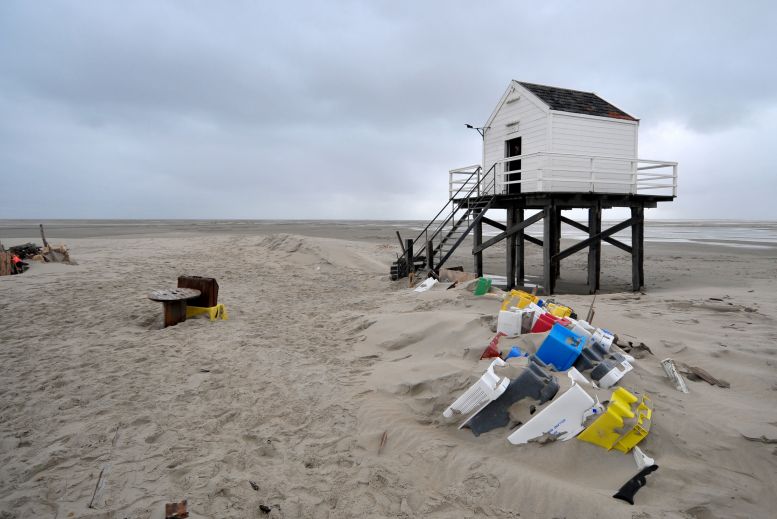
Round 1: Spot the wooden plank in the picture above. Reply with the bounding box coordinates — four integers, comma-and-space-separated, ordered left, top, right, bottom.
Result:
560, 215, 632, 253
395, 231, 406, 254
473, 210, 545, 254
178, 276, 219, 307
553, 217, 635, 263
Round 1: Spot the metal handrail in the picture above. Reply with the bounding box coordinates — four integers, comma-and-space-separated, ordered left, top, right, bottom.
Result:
413, 165, 484, 245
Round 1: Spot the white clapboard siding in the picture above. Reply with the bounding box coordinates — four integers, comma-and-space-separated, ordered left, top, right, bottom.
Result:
482, 85, 547, 195
480, 81, 641, 195
545, 112, 638, 193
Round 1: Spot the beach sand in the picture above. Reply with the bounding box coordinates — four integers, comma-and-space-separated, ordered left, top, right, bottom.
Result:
1, 222, 776, 518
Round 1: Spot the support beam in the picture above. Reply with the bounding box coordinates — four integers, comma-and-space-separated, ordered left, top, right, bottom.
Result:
473, 210, 483, 277
516, 208, 525, 286
587, 202, 602, 293
553, 217, 635, 263
631, 205, 644, 291
481, 216, 506, 231
525, 235, 543, 247
473, 210, 545, 254
560, 215, 631, 254
506, 206, 517, 290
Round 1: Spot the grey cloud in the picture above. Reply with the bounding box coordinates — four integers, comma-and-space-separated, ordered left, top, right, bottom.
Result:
1, 0, 776, 219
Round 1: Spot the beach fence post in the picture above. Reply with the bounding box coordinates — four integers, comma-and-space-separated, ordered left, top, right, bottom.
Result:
473, 210, 483, 277
405, 239, 413, 277
426, 240, 434, 270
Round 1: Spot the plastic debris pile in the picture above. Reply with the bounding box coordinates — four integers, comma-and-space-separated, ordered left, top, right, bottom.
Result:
441, 287, 660, 505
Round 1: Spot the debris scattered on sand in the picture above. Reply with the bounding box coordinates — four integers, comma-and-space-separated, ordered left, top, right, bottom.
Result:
165, 500, 189, 519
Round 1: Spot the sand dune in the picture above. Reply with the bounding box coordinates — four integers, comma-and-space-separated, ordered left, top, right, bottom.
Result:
1, 228, 776, 518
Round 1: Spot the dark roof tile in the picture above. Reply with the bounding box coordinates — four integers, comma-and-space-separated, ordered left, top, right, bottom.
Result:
517, 81, 637, 121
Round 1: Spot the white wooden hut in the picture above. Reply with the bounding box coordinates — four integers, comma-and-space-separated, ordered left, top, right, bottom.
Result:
450, 80, 676, 197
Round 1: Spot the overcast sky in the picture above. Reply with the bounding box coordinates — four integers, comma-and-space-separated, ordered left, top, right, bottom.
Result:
1, 1, 775, 220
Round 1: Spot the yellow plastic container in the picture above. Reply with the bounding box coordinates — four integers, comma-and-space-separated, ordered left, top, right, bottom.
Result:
577, 388, 652, 453
501, 290, 539, 311
186, 304, 229, 321
545, 302, 573, 318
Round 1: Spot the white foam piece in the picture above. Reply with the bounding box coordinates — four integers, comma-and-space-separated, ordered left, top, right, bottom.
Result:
506, 384, 596, 444
443, 358, 509, 419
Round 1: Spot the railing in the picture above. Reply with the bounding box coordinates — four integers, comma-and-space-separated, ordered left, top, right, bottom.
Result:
466, 152, 677, 197
413, 164, 496, 252
449, 164, 482, 199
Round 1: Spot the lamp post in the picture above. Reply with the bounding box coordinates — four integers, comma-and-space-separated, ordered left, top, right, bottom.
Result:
465, 123, 487, 140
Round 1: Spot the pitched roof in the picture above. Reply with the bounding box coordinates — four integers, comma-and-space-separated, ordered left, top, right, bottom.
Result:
516, 81, 637, 121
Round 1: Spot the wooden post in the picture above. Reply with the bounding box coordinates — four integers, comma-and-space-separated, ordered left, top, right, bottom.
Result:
506, 205, 517, 290
516, 208, 525, 287
587, 202, 602, 293
473, 210, 483, 277
554, 207, 562, 281
405, 239, 414, 277
426, 240, 434, 270
631, 206, 644, 291
543, 204, 555, 295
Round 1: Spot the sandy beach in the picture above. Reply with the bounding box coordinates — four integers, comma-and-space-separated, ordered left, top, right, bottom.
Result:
1, 220, 777, 518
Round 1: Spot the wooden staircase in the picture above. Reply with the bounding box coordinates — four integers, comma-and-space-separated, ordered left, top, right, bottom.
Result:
389, 164, 497, 279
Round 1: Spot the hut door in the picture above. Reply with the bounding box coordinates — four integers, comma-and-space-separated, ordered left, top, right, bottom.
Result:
505, 137, 522, 194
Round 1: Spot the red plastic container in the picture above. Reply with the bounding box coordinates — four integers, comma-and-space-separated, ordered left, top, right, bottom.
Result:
531, 313, 559, 333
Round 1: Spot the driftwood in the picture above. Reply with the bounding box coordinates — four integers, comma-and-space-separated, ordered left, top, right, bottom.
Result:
680, 365, 730, 388
39, 224, 50, 248
586, 293, 597, 323
378, 431, 388, 455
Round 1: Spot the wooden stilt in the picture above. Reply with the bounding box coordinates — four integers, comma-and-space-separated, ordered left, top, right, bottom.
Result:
543, 204, 555, 295
587, 202, 602, 293
516, 208, 525, 287
506, 205, 517, 290
554, 207, 562, 281
473, 210, 483, 277
631, 205, 644, 291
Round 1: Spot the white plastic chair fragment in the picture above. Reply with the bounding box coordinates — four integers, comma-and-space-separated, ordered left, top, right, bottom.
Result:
414, 277, 438, 292
595, 358, 634, 389
506, 384, 596, 444
443, 358, 509, 419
